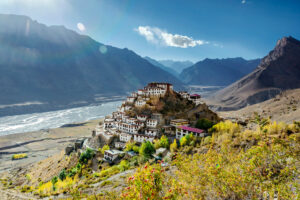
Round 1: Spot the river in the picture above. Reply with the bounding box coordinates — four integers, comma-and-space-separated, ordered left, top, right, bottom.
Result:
0, 101, 122, 136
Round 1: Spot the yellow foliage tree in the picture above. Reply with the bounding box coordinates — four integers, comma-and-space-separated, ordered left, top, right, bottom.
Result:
170, 139, 178, 152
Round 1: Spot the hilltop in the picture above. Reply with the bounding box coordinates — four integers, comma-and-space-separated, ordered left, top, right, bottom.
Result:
0, 82, 222, 199
88, 82, 219, 149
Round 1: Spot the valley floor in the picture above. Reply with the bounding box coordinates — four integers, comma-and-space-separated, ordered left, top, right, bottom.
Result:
0, 119, 101, 173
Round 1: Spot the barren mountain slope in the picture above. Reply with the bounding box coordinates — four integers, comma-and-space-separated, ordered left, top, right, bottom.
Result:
209, 36, 300, 111
218, 89, 300, 123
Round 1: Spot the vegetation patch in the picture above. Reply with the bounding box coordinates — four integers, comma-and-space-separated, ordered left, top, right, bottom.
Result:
12, 153, 28, 160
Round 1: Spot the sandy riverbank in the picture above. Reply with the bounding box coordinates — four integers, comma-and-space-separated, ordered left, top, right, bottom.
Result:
0, 118, 103, 173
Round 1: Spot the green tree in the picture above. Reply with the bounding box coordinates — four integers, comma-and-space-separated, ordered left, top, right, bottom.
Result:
58, 169, 66, 181
139, 141, 155, 158
79, 148, 94, 164
51, 176, 58, 191
195, 118, 214, 130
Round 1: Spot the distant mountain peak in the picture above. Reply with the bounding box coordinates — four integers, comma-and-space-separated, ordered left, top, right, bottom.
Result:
276, 36, 300, 46
259, 36, 300, 69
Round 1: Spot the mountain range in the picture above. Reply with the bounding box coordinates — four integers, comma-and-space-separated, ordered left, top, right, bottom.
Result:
0, 14, 183, 110
1, 14, 299, 115
180, 57, 261, 86
209, 36, 300, 110
159, 60, 194, 74
144, 57, 179, 78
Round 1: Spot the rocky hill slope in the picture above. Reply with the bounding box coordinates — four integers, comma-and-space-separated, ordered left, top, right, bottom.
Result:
209, 36, 300, 110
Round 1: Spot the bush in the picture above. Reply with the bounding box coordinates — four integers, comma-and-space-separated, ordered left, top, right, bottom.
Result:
12, 153, 28, 160
100, 145, 110, 154
154, 136, 169, 149
21, 185, 32, 193
100, 180, 112, 187
210, 120, 241, 137
51, 176, 58, 191
118, 160, 130, 172
170, 139, 178, 152
79, 148, 94, 164
203, 136, 212, 145
159, 135, 169, 148
132, 145, 140, 153
124, 141, 136, 152
195, 118, 214, 130
68, 163, 81, 177
121, 164, 165, 199
139, 141, 155, 158
180, 133, 194, 147
59, 169, 66, 181
129, 156, 139, 166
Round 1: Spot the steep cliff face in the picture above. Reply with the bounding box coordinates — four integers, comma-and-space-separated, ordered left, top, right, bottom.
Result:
210, 36, 300, 111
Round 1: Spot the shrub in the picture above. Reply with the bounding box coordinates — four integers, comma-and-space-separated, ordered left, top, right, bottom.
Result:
180, 133, 194, 147
79, 148, 94, 164
59, 169, 67, 181
203, 136, 212, 145
170, 139, 178, 152
118, 160, 130, 172
195, 118, 214, 130
139, 141, 155, 158
12, 153, 28, 160
51, 176, 58, 191
211, 120, 241, 137
100, 180, 112, 187
124, 141, 136, 152
68, 163, 81, 177
159, 135, 169, 148
100, 145, 110, 154
132, 145, 140, 153
121, 164, 165, 200
21, 185, 32, 193
154, 135, 169, 149
25, 174, 31, 181
180, 136, 188, 146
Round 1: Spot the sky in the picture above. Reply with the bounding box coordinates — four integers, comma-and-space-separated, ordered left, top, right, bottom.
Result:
0, 0, 300, 62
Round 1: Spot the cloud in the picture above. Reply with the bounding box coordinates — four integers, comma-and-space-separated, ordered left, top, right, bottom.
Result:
77, 23, 86, 32
241, 0, 246, 4
213, 43, 224, 48
135, 26, 208, 48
